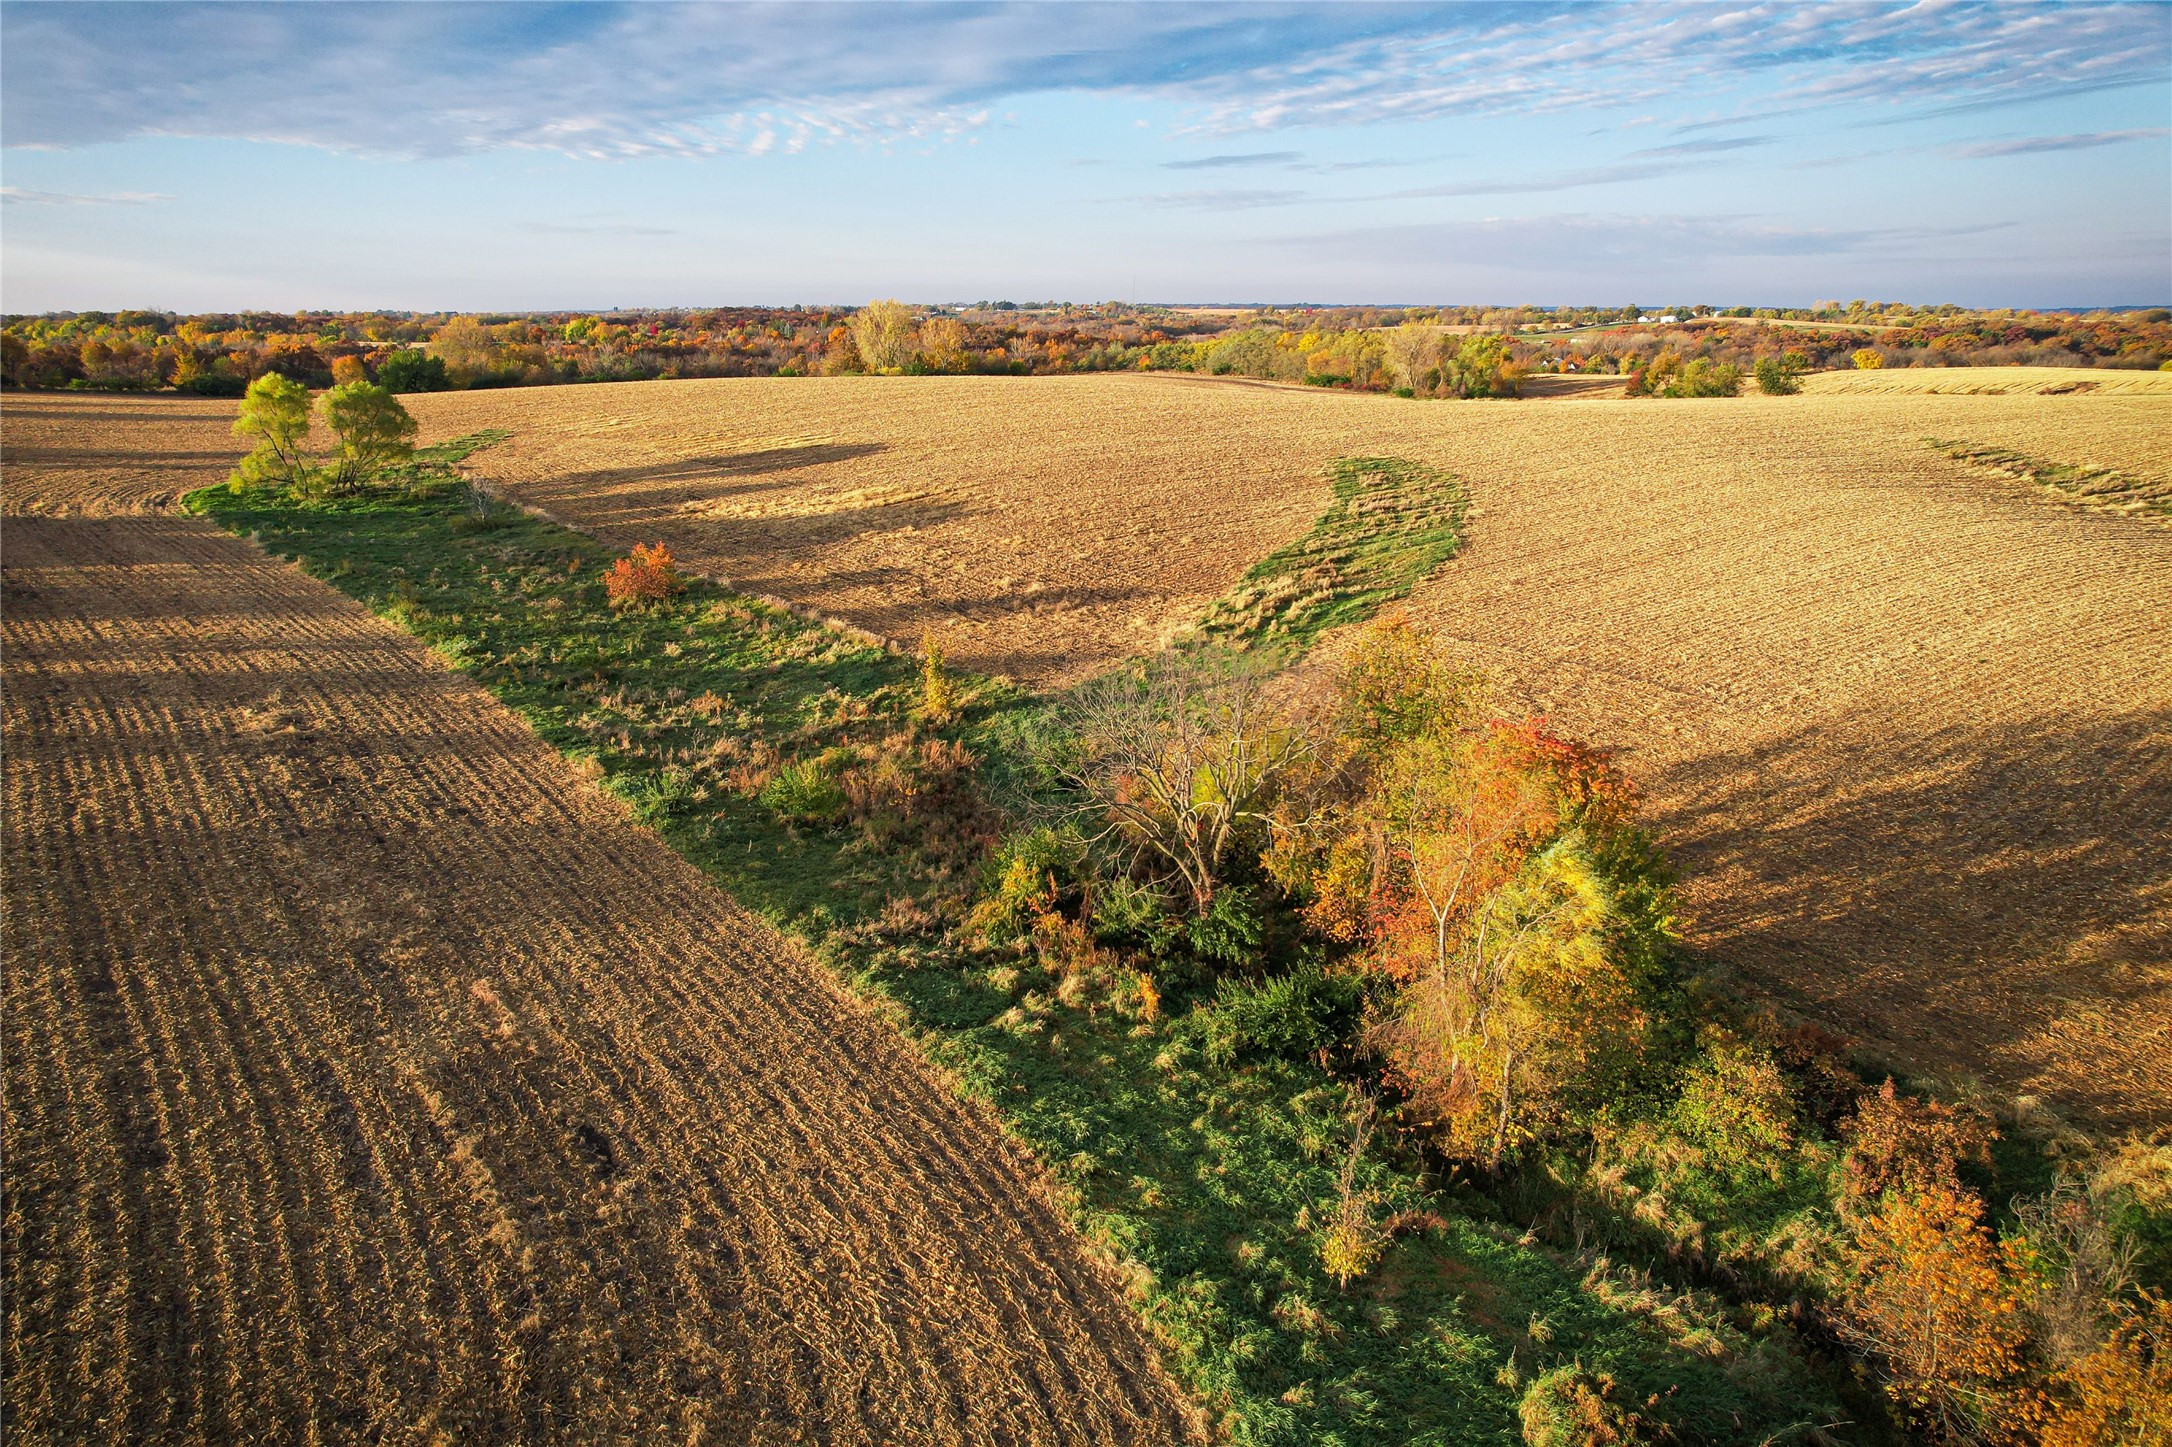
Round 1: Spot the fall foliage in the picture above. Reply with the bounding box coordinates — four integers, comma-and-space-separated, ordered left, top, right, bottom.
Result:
1841, 1184, 2037, 1441
603, 542, 685, 608
2032, 1292, 2172, 1447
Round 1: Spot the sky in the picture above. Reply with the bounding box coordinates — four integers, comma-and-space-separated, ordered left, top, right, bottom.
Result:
1, 1, 2167, 311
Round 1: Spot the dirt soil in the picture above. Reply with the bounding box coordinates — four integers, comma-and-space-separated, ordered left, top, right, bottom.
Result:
1, 439, 1194, 1443
1802, 365, 2172, 397
400, 375, 2171, 1127
2, 393, 246, 514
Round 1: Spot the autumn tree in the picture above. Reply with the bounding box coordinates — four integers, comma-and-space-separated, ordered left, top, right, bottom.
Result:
851, 299, 918, 372
229, 372, 313, 489
1838, 1079, 1995, 1213
0, 332, 28, 388
1853, 347, 1885, 370
429, 316, 500, 381
1442, 334, 1523, 399
1382, 322, 1442, 392
1841, 1184, 2037, 1442
918, 316, 970, 373
1273, 615, 1663, 1168
2033, 1292, 2172, 1447
319, 382, 418, 490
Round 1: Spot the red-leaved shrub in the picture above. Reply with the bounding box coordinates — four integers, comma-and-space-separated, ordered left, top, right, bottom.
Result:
603, 542, 683, 608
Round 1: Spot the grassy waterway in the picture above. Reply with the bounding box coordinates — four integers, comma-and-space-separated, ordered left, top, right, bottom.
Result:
192, 445, 1849, 1446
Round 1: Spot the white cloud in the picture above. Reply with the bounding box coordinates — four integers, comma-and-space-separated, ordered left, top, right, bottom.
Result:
1161, 151, 1302, 170
2, 2, 2162, 160
1951, 127, 2171, 158
1130, 188, 1309, 211
1, 186, 172, 205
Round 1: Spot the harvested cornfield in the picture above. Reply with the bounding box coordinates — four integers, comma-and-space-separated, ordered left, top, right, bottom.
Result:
1802, 364, 2172, 397
407, 374, 2172, 1124
1, 393, 244, 514
0, 508, 1193, 1443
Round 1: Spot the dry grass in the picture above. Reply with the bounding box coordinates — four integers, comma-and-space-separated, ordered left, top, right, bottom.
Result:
397, 374, 2171, 1126
1803, 365, 2172, 397
1, 502, 1192, 1437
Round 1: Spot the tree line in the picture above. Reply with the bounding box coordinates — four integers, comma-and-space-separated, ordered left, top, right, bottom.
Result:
6, 303, 2164, 399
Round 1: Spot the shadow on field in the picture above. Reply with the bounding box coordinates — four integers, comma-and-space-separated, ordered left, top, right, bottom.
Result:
1655, 706, 2172, 1126
4, 448, 244, 471
524, 440, 888, 498
1, 400, 241, 426
685, 496, 981, 555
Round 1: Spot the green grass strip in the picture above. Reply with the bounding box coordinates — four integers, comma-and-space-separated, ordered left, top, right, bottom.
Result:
1927, 437, 2172, 522
187, 447, 1846, 1447
1191, 456, 1468, 652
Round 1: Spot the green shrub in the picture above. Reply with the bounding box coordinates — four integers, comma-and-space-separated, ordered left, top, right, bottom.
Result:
176, 372, 248, 397
1660, 359, 1742, 398
1196, 963, 1363, 1067
1753, 357, 1801, 395
610, 766, 698, 826
760, 756, 847, 824
964, 825, 1081, 941
1519, 1363, 1655, 1446
377, 350, 451, 393
1186, 885, 1266, 968
1667, 1035, 1799, 1180
1090, 874, 1181, 953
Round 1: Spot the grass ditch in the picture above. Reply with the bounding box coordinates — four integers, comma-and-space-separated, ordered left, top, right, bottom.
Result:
190, 444, 1856, 1445
1190, 456, 1467, 653
1928, 437, 2172, 522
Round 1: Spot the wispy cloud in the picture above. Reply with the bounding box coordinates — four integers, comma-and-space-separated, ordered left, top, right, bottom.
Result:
1273, 211, 2020, 270
1385, 159, 1705, 199
1161, 150, 1300, 170
519, 220, 680, 237
2, 2, 2163, 160
1631, 136, 1775, 157
1, 186, 171, 205
1951, 127, 2170, 158
1132, 188, 1308, 211
1290, 157, 1420, 174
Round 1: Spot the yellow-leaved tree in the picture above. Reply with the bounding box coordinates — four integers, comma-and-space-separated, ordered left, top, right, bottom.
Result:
851, 299, 918, 372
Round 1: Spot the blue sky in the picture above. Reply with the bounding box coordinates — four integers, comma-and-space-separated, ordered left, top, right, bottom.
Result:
2, 1, 2166, 311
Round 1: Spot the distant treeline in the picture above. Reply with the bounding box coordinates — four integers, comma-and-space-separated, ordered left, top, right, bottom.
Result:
5, 300, 2165, 396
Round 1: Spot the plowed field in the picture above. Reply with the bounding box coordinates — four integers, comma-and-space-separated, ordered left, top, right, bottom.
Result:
1, 393, 246, 514
402, 375, 2172, 1125
1803, 364, 2172, 397
1, 498, 1191, 1440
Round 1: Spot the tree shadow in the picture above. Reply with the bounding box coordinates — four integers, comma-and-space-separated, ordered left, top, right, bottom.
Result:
5, 447, 244, 471
1651, 707, 2172, 1125
518, 441, 889, 499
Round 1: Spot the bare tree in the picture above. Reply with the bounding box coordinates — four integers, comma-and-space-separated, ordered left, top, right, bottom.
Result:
1046, 649, 1315, 915
1382, 323, 1443, 393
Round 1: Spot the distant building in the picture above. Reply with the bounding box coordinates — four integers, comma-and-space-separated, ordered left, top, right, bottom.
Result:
1656, 314, 1680, 324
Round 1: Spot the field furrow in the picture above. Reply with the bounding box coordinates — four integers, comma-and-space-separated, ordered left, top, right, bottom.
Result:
2, 511, 1192, 1445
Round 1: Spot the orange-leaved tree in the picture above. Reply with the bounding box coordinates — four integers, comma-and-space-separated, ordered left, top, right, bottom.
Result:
603, 542, 685, 608
2032, 1291, 2172, 1447
1841, 1183, 2038, 1443
1838, 1079, 1996, 1214
1272, 614, 1669, 1168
